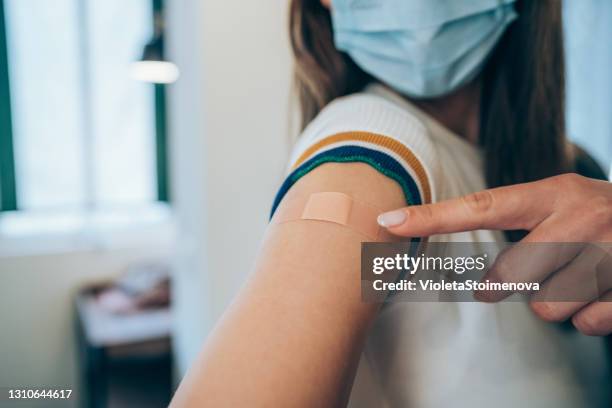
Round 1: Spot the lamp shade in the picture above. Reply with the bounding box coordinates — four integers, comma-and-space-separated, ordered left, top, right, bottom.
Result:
131, 36, 179, 84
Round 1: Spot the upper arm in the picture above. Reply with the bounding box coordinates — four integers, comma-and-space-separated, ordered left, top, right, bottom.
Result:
171, 161, 413, 407
171, 162, 413, 408
171, 96, 436, 407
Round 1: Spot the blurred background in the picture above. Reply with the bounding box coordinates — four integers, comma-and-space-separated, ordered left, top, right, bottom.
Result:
0, 1, 609, 407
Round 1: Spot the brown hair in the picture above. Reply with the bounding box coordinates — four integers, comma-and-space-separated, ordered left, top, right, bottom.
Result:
289, 0, 572, 191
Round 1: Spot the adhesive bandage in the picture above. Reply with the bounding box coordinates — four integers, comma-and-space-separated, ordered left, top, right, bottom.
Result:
271, 192, 383, 241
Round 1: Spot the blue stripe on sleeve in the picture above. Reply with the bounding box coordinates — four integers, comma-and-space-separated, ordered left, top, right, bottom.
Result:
270, 145, 423, 219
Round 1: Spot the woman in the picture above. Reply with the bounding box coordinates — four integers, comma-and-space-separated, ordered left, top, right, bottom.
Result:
171, 0, 610, 406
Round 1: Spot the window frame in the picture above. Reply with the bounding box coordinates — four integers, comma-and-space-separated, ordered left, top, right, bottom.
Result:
154, 0, 170, 203
0, 0, 17, 211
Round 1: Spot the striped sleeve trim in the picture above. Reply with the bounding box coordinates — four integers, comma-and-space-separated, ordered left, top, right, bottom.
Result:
270, 132, 431, 218
292, 131, 431, 204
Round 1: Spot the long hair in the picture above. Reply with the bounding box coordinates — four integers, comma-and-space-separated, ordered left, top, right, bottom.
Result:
289, 0, 572, 192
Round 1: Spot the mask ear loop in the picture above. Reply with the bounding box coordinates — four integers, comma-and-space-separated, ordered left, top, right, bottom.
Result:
271, 192, 384, 241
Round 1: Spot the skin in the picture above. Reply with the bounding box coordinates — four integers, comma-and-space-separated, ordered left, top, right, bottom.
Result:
172, 1, 610, 406
379, 173, 612, 336
413, 80, 481, 143
171, 0, 480, 404
170, 83, 484, 406
170, 163, 407, 407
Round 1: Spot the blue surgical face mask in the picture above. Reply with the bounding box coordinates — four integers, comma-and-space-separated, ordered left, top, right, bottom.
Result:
331, 0, 518, 98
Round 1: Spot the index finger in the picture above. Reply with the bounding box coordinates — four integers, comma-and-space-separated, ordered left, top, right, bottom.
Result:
378, 179, 557, 237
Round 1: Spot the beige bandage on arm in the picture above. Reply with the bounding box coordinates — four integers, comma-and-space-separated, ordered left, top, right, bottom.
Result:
271, 192, 383, 241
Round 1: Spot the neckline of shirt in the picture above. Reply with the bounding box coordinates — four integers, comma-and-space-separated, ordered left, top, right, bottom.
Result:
364, 82, 483, 162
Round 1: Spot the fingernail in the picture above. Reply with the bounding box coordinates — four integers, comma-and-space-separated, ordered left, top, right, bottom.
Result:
377, 210, 406, 227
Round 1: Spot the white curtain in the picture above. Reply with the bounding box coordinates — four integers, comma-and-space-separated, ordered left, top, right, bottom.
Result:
564, 0, 612, 178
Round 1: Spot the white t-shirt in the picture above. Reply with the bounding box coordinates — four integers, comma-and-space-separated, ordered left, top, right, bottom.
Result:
273, 83, 610, 407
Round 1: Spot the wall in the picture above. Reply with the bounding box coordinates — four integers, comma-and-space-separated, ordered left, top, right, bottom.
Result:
0, 243, 171, 407
0, 0, 292, 399
166, 0, 292, 377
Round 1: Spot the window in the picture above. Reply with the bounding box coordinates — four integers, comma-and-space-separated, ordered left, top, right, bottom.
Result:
564, 0, 612, 177
0, 0, 169, 214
